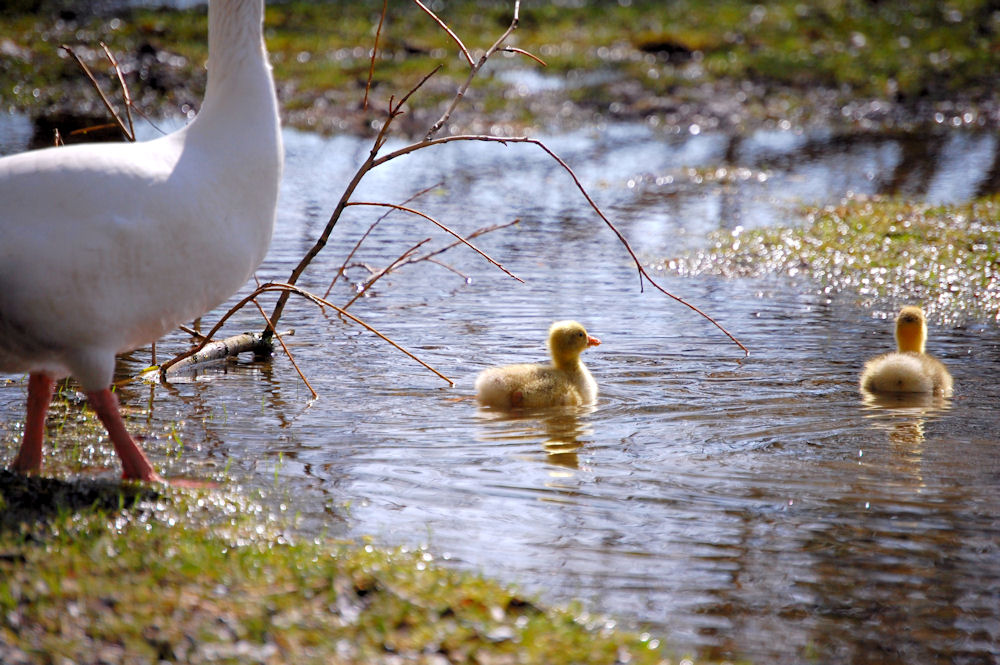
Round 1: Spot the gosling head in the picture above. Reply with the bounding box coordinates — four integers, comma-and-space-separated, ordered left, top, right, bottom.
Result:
548, 320, 601, 368
894, 306, 927, 354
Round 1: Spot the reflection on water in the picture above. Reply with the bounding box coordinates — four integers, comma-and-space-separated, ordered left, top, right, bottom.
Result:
478, 405, 596, 470
2, 115, 1000, 664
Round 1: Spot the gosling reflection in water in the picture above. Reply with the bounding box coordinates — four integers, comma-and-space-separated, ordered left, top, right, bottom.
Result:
478, 406, 596, 470
862, 383, 951, 482
860, 389, 951, 411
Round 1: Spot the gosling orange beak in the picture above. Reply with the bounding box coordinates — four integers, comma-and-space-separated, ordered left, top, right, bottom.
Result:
587, 335, 601, 347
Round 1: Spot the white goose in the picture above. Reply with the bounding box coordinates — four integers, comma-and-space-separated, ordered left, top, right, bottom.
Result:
0, 0, 282, 482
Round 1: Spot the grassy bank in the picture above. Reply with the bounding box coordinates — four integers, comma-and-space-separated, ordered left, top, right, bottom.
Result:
0, 471, 687, 665
668, 194, 1000, 325
0, 396, 686, 663
1, 0, 998, 135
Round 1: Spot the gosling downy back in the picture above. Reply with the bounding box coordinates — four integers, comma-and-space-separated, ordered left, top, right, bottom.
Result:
860, 307, 953, 397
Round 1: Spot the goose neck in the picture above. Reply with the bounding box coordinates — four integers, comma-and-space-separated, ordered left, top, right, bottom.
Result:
199, 0, 272, 112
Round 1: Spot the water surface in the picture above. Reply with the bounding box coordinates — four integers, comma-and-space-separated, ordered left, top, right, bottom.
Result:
2, 117, 999, 664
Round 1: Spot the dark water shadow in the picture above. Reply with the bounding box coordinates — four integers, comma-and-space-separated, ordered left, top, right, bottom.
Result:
0, 470, 159, 535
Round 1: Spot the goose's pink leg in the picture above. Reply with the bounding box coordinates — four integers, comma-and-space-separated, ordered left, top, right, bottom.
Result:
11, 373, 55, 473
86, 388, 164, 483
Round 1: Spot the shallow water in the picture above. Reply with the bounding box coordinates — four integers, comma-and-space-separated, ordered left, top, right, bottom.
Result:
2, 117, 1000, 663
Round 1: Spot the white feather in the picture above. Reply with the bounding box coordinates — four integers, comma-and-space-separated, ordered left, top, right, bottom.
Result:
0, 0, 282, 391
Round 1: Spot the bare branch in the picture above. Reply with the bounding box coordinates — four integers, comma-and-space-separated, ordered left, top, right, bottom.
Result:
61, 44, 134, 142
100, 42, 135, 139
258, 0, 744, 358
371, 134, 749, 355
363, 0, 388, 110
346, 201, 522, 283
412, 0, 473, 67
325, 180, 443, 298
424, 0, 522, 140
503, 46, 547, 67
263, 2, 528, 338
264, 64, 448, 337
342, 239, 430, 310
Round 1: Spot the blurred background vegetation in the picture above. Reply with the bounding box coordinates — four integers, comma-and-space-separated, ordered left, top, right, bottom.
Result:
1, 0, 998, 136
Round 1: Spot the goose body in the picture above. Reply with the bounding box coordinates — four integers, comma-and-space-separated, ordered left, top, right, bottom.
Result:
860, 306, 952, 397
1, 0, 282, 481
475, 320, 600, 409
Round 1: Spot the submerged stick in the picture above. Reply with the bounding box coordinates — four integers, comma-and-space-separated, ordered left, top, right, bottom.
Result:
161, 283, 452, 386
160, 331, 275, 375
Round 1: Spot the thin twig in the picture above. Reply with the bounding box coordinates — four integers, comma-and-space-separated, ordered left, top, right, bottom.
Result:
412, 0, 473, 66
343, 219, 518, 302
363, 0, 388, 110
178, 324, 207, 341
341, 239, 429, 310
503, 46, 547, 67
423, 0, 521, 141
60, 44, 134, 142
325, 180, 443, 297
412, 218, 519, 263
346, 201, 522, 282
422, 257, 470, 281
100, 41, 135, 139
67, 123, 118, 137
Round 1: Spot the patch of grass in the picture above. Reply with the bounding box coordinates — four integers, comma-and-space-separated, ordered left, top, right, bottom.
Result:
668, 194, 1000, 325
0, 475, 684, 665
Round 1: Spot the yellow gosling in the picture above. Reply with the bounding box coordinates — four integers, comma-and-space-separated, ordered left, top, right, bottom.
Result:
475, 320, 601, 409
860, 306, 953, 396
